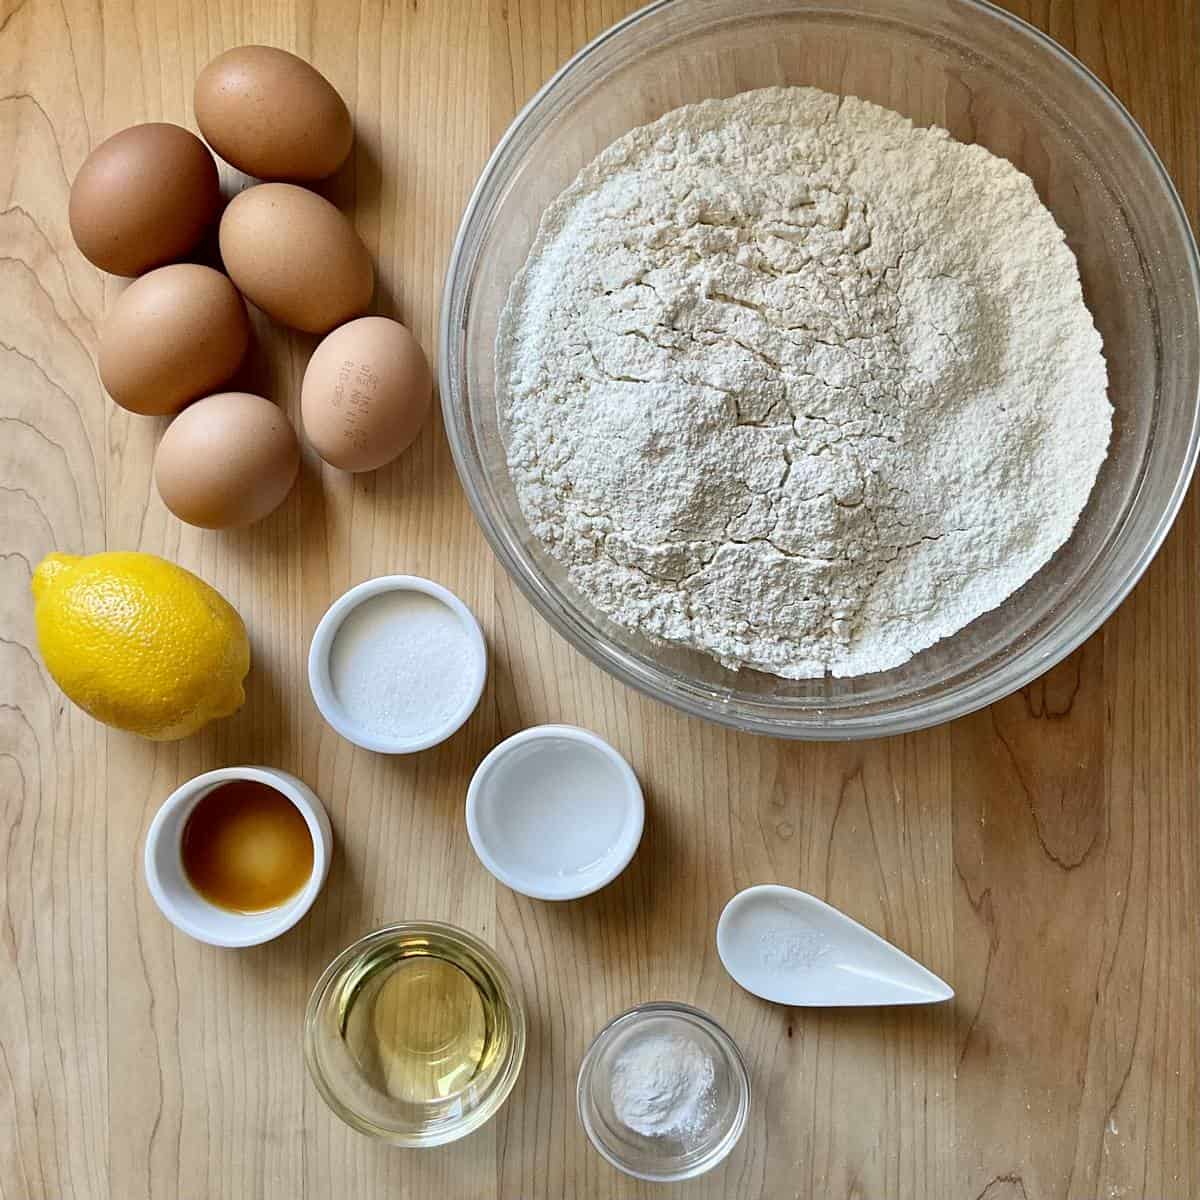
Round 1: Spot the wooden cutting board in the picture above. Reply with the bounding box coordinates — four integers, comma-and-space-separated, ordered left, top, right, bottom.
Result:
0, 1, 1196, 1196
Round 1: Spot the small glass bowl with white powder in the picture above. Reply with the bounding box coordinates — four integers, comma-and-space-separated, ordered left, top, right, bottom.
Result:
308, 575, 487, 754
577, 1002, 750, 1182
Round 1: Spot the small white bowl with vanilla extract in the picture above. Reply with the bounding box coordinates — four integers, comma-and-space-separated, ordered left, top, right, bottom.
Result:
144, 765, 332, 948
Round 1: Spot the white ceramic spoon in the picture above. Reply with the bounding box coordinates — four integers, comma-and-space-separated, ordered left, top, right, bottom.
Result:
716, 884, 953, 1006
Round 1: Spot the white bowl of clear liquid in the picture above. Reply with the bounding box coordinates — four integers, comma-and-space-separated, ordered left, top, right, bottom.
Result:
466, 724, 644, 900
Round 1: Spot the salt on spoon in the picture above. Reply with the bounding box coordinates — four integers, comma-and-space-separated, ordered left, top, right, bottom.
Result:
716, 884, 953, 1007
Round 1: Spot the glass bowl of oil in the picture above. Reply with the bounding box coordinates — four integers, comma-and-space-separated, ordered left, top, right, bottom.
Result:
303, 922, 526, 1146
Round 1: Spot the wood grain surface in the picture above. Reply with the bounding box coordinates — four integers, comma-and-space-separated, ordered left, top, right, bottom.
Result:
1, 1, 1197, 1197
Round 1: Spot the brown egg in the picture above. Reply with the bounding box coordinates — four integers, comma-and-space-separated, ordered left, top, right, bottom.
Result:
219, 184, 374, 334
301, 317, 432, 472
69, 124, 220, 276
154, 392, 300, 528
98, 265, 249, 416
195, 46, 353, 181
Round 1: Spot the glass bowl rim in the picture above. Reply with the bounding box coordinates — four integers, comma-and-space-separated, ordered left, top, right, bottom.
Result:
575, 1000, 752, 1181
439, 0, 1200, 739
302, 920, 528, 1147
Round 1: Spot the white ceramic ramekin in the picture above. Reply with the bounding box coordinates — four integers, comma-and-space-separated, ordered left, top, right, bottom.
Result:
307, 575, 488, 754
143, 765, 332, 948
466, 724, 644, 900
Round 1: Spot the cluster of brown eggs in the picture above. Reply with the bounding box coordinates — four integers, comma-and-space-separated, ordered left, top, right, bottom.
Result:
70, 46, 432, 529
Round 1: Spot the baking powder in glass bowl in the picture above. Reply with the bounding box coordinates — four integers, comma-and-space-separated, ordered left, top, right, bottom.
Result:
610, 1030, 716, 1139
577, 1002, 750, 1182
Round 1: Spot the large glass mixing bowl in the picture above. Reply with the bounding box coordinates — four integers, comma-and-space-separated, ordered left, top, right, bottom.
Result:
440, 0, 1200, 739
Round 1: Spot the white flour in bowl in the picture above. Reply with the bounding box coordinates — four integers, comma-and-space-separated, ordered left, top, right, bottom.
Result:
497, 87, 1111, 679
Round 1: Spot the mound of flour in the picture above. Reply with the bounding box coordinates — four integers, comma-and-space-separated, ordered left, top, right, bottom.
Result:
497, 87, 1110, 678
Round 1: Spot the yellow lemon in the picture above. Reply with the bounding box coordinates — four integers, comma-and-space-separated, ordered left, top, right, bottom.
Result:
31, 551, 250, 741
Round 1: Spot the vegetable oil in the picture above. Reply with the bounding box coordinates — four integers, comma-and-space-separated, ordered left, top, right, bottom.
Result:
335, 936, 508, 1104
